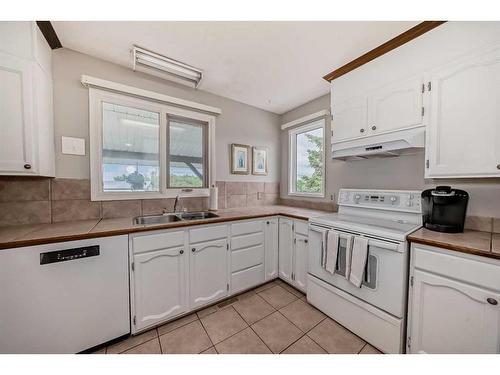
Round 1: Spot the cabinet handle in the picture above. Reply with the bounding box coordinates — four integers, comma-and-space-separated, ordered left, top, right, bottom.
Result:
371, 125, 377, 131
191, 248, 196, 252
24, 164, 31, 169
360, 128, 365, 133
487, 298, 498, 305
179, 250, 184, 255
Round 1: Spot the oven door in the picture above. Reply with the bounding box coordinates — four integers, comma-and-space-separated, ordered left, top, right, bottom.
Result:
308, 224, 408, 318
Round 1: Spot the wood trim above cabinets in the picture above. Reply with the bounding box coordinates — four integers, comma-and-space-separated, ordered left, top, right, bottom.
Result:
36, 21, 62, 49
323, 21, 446, 82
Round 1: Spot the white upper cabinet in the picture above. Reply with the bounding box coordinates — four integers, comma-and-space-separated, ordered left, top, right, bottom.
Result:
331, 96, 367, 142
0, 22, 54, 176
367, 76, 425, 135
426, 45, 500, 178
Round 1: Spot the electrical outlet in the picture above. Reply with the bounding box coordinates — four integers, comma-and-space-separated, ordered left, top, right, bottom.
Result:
257, 192, 264, 200
330, 194, 335, 201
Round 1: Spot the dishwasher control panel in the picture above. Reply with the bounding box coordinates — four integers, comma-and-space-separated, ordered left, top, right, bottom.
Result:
40, 245, 100, 265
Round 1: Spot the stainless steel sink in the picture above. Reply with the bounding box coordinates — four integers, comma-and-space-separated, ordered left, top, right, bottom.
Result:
179, 211, 219, 220
134, 214, 182, 225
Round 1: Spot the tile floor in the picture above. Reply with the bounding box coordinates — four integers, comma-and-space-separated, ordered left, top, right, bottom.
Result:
92, 280, 382, 354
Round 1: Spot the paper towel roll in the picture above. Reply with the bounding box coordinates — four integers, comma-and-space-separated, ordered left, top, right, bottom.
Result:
209, 185, 218, 211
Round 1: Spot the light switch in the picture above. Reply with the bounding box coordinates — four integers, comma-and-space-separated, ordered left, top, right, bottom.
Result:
61, 136, 86, 156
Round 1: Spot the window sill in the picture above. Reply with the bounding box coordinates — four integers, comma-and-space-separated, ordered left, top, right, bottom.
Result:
91, 189, 210, 201
287, 192, 325, 199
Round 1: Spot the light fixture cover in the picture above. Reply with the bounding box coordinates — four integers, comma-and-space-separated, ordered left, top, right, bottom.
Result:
132, 46, 203, 88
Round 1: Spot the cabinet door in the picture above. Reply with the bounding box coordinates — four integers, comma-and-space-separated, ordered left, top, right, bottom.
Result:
426, 46, 500, 178
189, 238, 228, 309
132, 246, 187, 332
278, 218, 294, 282
264, 218, 279, 281
0, 52, 35, 174
294, 233, 308, 292
409, 269, 500, 354
331, 96, 368, 142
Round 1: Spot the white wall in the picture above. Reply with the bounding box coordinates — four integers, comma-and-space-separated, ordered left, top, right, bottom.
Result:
280, 93, 500, 217
52, 48, 281, 182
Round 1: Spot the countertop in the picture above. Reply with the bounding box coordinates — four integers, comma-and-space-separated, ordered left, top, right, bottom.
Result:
408, 228, 500, 261
0, 205, 330, 250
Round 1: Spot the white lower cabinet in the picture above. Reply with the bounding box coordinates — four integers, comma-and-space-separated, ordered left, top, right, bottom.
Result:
407, 243, 500, 353
278, 218, 294, 282
278, 218, 309, 292
132, 247, 188, 332
264, 218, 279, 280
294, 233, 308, 292
189, 236, 229, 310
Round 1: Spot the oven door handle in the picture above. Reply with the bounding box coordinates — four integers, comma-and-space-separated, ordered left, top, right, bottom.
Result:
366, 238, 403, 252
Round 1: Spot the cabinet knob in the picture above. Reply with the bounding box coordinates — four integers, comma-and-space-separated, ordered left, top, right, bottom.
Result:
179, 250, 184, 255
371, 125, 377, 131
24, 164, 31, 169
266, 221, 270, 225
487, 298, 498, 305
497, 164, 500, 170
304, 239, 308, 243
191, 248, 196, 252
360, 128, 365, 133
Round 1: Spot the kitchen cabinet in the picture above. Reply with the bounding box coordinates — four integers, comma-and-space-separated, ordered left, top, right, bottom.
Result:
189, 225, 229, 309
407, 243, 500, 353
264, 218, 279, 280
331, 76, 424, 144
425, 45, 500, 178
0, 22, 54, 176
278, 218, 309, 292
278, 218, 294, 282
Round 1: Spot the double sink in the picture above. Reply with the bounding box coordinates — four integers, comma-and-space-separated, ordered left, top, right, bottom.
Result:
134, 211, 219, 225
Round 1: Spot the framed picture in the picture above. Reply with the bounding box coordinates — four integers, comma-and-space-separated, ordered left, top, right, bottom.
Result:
252, 147, 268, 176
231, 144, 250, 174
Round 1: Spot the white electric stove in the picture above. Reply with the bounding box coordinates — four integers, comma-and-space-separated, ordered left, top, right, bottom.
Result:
307, 189, 422, 354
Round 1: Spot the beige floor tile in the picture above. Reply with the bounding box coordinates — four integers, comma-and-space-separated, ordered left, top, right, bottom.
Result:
159, 320, 212, 354
157, 313, 198, 336
308, 319, 365, 354
200, 307, 248, 344
235, 289, 257, 300
215, 327, 272, 354
233, 294, 275, 325
258, 285, 297, 309
252, 281, 278, 293
122, 338, 161, 354
251, 311, 303, 353
200, 346, 218, 354
106, 329, 158, 354
282, 335, 327, 354
277, 280, 306, 298
196, 304, 220, 319
279, 299, 326, 332
359, 344, 382, 354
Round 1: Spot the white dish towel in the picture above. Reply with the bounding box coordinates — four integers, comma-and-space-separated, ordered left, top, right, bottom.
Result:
344, 234, 354, 279
349, 236, 369, 288
325, 231, 339, 274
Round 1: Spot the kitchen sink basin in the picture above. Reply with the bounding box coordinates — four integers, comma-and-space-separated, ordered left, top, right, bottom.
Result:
134, 214, 182, 225
179, 211, 219, 220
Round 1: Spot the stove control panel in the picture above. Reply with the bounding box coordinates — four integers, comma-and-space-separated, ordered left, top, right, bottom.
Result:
339, 189, 421, 212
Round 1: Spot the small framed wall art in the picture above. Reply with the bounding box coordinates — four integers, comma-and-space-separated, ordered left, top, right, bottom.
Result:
231, 144, 250, 174
252, 146, 268, 176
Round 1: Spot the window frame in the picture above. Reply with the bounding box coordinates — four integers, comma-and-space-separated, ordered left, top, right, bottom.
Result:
288, 118, 326, 198
89, 88, 216, 201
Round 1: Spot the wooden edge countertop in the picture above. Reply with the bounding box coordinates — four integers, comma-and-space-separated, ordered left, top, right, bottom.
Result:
408, 228, 500, 261
0, 205, 331, 250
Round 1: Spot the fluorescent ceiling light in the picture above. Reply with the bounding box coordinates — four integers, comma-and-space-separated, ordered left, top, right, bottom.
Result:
133, 46, 203, 88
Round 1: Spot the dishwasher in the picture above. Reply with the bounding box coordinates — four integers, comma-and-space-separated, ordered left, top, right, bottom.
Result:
0, 235, 130, 353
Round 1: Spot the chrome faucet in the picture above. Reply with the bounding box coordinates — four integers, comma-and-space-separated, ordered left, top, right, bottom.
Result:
173, 195, 180, 213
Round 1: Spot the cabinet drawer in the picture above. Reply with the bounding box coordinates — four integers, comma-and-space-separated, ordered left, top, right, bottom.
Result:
231, 264, 265, 294
231, 245, 264, 272
132, 230, 185, 254
189, 225, 227, 244
294, 220, 309, 236
231, 232, 264, 250
412, 244, 500, 291
231, 220, 264, 236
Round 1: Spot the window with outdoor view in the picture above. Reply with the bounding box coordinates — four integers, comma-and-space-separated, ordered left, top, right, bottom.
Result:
289, 119, 325, 197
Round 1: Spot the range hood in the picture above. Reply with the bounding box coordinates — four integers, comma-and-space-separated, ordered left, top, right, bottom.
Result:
332, 126, 425, 161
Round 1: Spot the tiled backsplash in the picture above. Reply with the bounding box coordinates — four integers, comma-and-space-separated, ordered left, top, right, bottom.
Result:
0, 177, 280, 226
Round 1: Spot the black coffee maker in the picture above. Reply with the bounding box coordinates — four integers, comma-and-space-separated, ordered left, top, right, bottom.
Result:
421, 186, 469, 233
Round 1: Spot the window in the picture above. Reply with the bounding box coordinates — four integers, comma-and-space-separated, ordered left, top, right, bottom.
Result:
288, 119, 325, 197
89, 88, 215, 201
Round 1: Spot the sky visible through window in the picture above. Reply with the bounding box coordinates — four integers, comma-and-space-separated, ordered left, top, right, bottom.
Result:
296, 127, 323, 177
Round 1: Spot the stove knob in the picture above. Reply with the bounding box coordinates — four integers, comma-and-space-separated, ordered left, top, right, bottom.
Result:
390, 196, 397, 202
354, 194, 361, 203
406, 201, 412, 207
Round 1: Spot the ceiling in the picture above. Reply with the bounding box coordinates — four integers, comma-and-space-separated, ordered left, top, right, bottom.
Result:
52, 21, 418, 114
